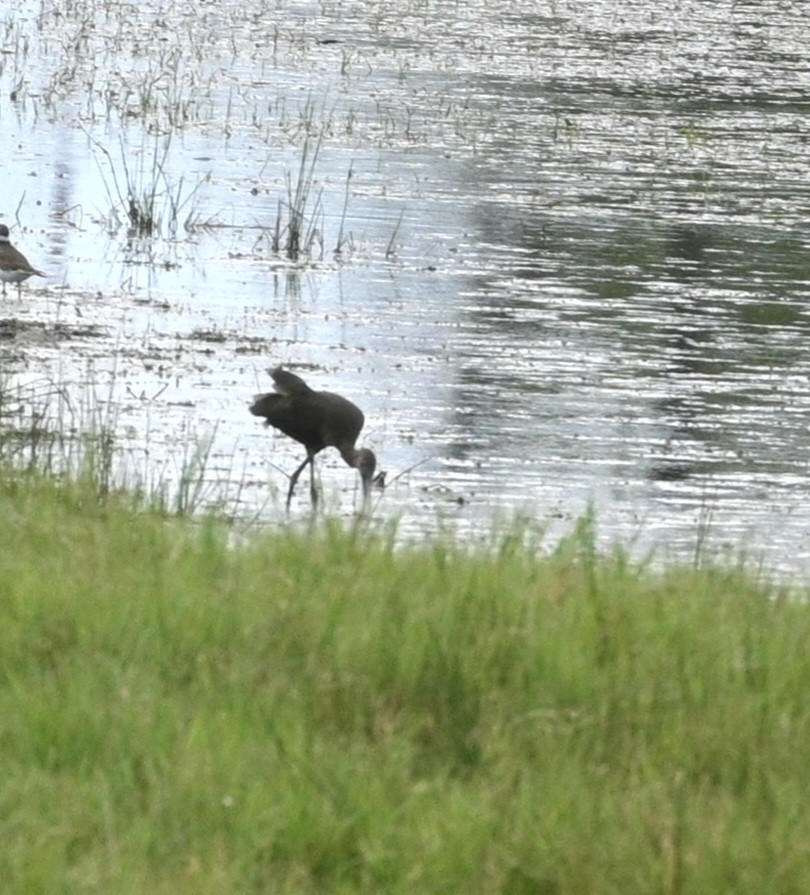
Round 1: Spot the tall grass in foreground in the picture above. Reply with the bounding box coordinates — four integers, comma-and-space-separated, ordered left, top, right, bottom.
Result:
1, 473, 810, 894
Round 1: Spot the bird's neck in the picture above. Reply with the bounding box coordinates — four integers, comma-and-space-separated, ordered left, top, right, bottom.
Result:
339, 445, 360, 468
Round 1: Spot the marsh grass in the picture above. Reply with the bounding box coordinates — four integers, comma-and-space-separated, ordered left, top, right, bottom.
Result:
0, 375, 76, 475
260, 118, 326, 262
1, 473, 809, 894
0, 372, 223, 516
333, 160, 354, 257
87, 131, 209, 238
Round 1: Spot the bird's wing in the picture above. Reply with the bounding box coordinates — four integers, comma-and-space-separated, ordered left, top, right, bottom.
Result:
271, 367, 312, 396
3, 244, 41, 274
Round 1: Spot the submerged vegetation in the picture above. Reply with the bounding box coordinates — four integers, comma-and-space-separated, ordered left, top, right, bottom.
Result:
1, 469, 809, 893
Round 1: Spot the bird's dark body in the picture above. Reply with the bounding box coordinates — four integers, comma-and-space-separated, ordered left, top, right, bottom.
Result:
249, 389, 364, 457
250, 367, 375, 509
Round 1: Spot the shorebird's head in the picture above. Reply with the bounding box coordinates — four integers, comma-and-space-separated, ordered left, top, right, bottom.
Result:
355, 448, 377, 500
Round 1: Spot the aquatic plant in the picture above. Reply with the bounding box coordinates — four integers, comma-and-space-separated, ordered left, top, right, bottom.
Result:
284, 128, 324, 260
87, 130, 210, 238
259, 103, 326, 261
0, 365, 229, 517
334, 160, 354, 257
385, 207, 405, 259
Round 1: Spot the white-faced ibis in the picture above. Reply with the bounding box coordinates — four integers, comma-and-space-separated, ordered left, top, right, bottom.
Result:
0, 225, 45, 296
250, 366, 377, 510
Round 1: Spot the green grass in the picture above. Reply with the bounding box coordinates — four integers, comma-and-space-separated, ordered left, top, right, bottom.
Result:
1, 472, 810, 894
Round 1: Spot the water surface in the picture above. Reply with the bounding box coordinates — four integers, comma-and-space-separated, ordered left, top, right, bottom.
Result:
2, 0, 810, 571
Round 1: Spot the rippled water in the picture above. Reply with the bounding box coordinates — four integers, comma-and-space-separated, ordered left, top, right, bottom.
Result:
2, 0, 810, 572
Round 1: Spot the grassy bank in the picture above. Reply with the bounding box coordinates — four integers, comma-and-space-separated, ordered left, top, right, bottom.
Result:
1, 472, 809, 894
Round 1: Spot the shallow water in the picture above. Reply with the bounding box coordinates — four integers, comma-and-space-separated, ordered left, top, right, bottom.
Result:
2, 0, 810, 572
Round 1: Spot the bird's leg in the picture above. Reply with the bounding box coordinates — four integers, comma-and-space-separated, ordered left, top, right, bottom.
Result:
286, 454, 313, 511
309, 457, 319, 508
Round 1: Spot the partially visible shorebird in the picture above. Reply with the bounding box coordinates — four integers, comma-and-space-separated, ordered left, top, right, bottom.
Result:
250, 366, 377, 510
0, 224, 45, 297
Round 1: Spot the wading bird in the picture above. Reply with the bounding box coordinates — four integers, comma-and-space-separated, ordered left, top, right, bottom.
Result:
250, 367, 377, 510
0, 225, 45, 296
